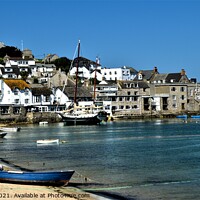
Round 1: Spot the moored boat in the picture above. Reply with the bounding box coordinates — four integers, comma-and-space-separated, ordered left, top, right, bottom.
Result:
191, 115, 200, 118
39, 121, 48, 125
58, 41, 103, 126
58, 112, 102, 125
0, 168, 75, 186
0, 132, 7, 138
176, 115, 187, 119
36, 139, 59, 145
0, 127, 21, 132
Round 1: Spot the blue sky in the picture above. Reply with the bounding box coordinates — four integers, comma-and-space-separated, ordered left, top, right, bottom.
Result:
1, 0, 200, 80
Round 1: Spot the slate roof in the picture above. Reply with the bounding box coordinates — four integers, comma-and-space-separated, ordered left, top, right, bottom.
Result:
152, 73, 168, 82
134, 70, 155, 81
60, 86, 92, 98
35, 63, 56, 68
31, 87, 52, 96
165, 73, 182, 83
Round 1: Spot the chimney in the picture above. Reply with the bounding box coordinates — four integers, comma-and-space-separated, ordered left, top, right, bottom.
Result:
154, 66, 158, 73
181, 69, 186, 76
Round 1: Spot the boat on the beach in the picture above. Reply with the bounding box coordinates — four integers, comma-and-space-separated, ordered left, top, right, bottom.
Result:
0, 167, 75, 186
0, 132, 7, 138
36, 139, 59, 145
0, 127, 21, 132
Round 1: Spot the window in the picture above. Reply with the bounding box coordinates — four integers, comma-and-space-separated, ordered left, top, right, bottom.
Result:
14, 90, 18, 95
133, 105, 138, 109
14, 99, 19, 104
119, 105, 124, 109
172, 103, 177, 108
25, 99, 29, 104
138, 74, 142, 80
172, 95, 176, 100
171, 87, 176, 91
36, 96, 41, 102
119, 97, 123, 101
180, 87, 185, 92
181, 95, 185, 100
127, 91, 131, 95
25, 90, 29, 95
44, 96, 50, 102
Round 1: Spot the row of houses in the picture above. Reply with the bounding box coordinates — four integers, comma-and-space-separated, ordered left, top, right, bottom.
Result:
0, 46, 199, 119
0, 69, 199, 119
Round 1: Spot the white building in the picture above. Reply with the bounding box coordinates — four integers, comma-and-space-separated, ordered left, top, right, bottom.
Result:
101, 66, 132, 81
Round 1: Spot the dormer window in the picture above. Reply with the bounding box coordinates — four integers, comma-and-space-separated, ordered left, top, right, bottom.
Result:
14, 89, 19, 95
25, 89, 29, 95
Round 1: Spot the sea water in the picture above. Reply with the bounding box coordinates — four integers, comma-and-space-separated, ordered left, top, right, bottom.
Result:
1, 119, 200, 200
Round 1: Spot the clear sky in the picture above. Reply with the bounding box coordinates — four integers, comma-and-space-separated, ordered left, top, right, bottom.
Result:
1, 0, 200, 80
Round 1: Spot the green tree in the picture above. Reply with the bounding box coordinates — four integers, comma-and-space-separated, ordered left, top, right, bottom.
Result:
0, 46, 22, 58
20, 71, 29, 81
52, 57, 71, 74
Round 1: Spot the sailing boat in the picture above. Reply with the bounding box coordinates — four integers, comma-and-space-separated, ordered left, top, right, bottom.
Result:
57, 41, 102, 125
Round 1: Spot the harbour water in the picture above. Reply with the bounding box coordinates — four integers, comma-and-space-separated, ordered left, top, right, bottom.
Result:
1, 119, 200, 200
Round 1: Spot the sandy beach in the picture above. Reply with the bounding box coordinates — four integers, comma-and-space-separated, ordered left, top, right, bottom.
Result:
0, 183, 111, 200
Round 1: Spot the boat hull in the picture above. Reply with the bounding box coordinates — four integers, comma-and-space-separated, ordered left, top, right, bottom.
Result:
0, 170, 75, 186
0, 127, 20, 132
0, 132, 7, 138
58, 113, 102, 125
36, 139, 59, 145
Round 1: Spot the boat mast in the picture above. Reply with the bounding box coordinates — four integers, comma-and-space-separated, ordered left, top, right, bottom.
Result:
93, 56, 99, 101
74, 40, 80, 105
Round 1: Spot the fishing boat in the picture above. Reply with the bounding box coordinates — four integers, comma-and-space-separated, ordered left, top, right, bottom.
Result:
0, 127, 21, 132
0, 168, 75, 186
0, 132, 7, 138
36, 139, 59, 145
58, 40, 103, 125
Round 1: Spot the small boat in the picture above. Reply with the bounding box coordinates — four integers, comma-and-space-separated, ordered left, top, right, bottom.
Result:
0, 168, 75, 186
191, 115, 200, 119
39, 121, 48, 125
0, 132, 7, 138
36, 139, 59, 145
176, 115, 188, 119
0, 127, 21, 132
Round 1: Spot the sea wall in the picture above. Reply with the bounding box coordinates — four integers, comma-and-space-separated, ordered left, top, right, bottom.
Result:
26, 112, 62, 123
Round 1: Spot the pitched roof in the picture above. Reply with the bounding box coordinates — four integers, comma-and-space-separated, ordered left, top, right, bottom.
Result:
134, 70, 155, 81
4, 79, 30, 90
152, 73, 168, 82
61, 86, 92, 98
31, 87, 52, 95
165, 73, 182, 83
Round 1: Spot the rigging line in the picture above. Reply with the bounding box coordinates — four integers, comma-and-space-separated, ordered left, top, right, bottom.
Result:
56, 41, 79, 111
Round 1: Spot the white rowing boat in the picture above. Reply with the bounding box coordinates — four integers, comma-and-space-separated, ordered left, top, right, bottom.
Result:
36, 139, 59, 145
